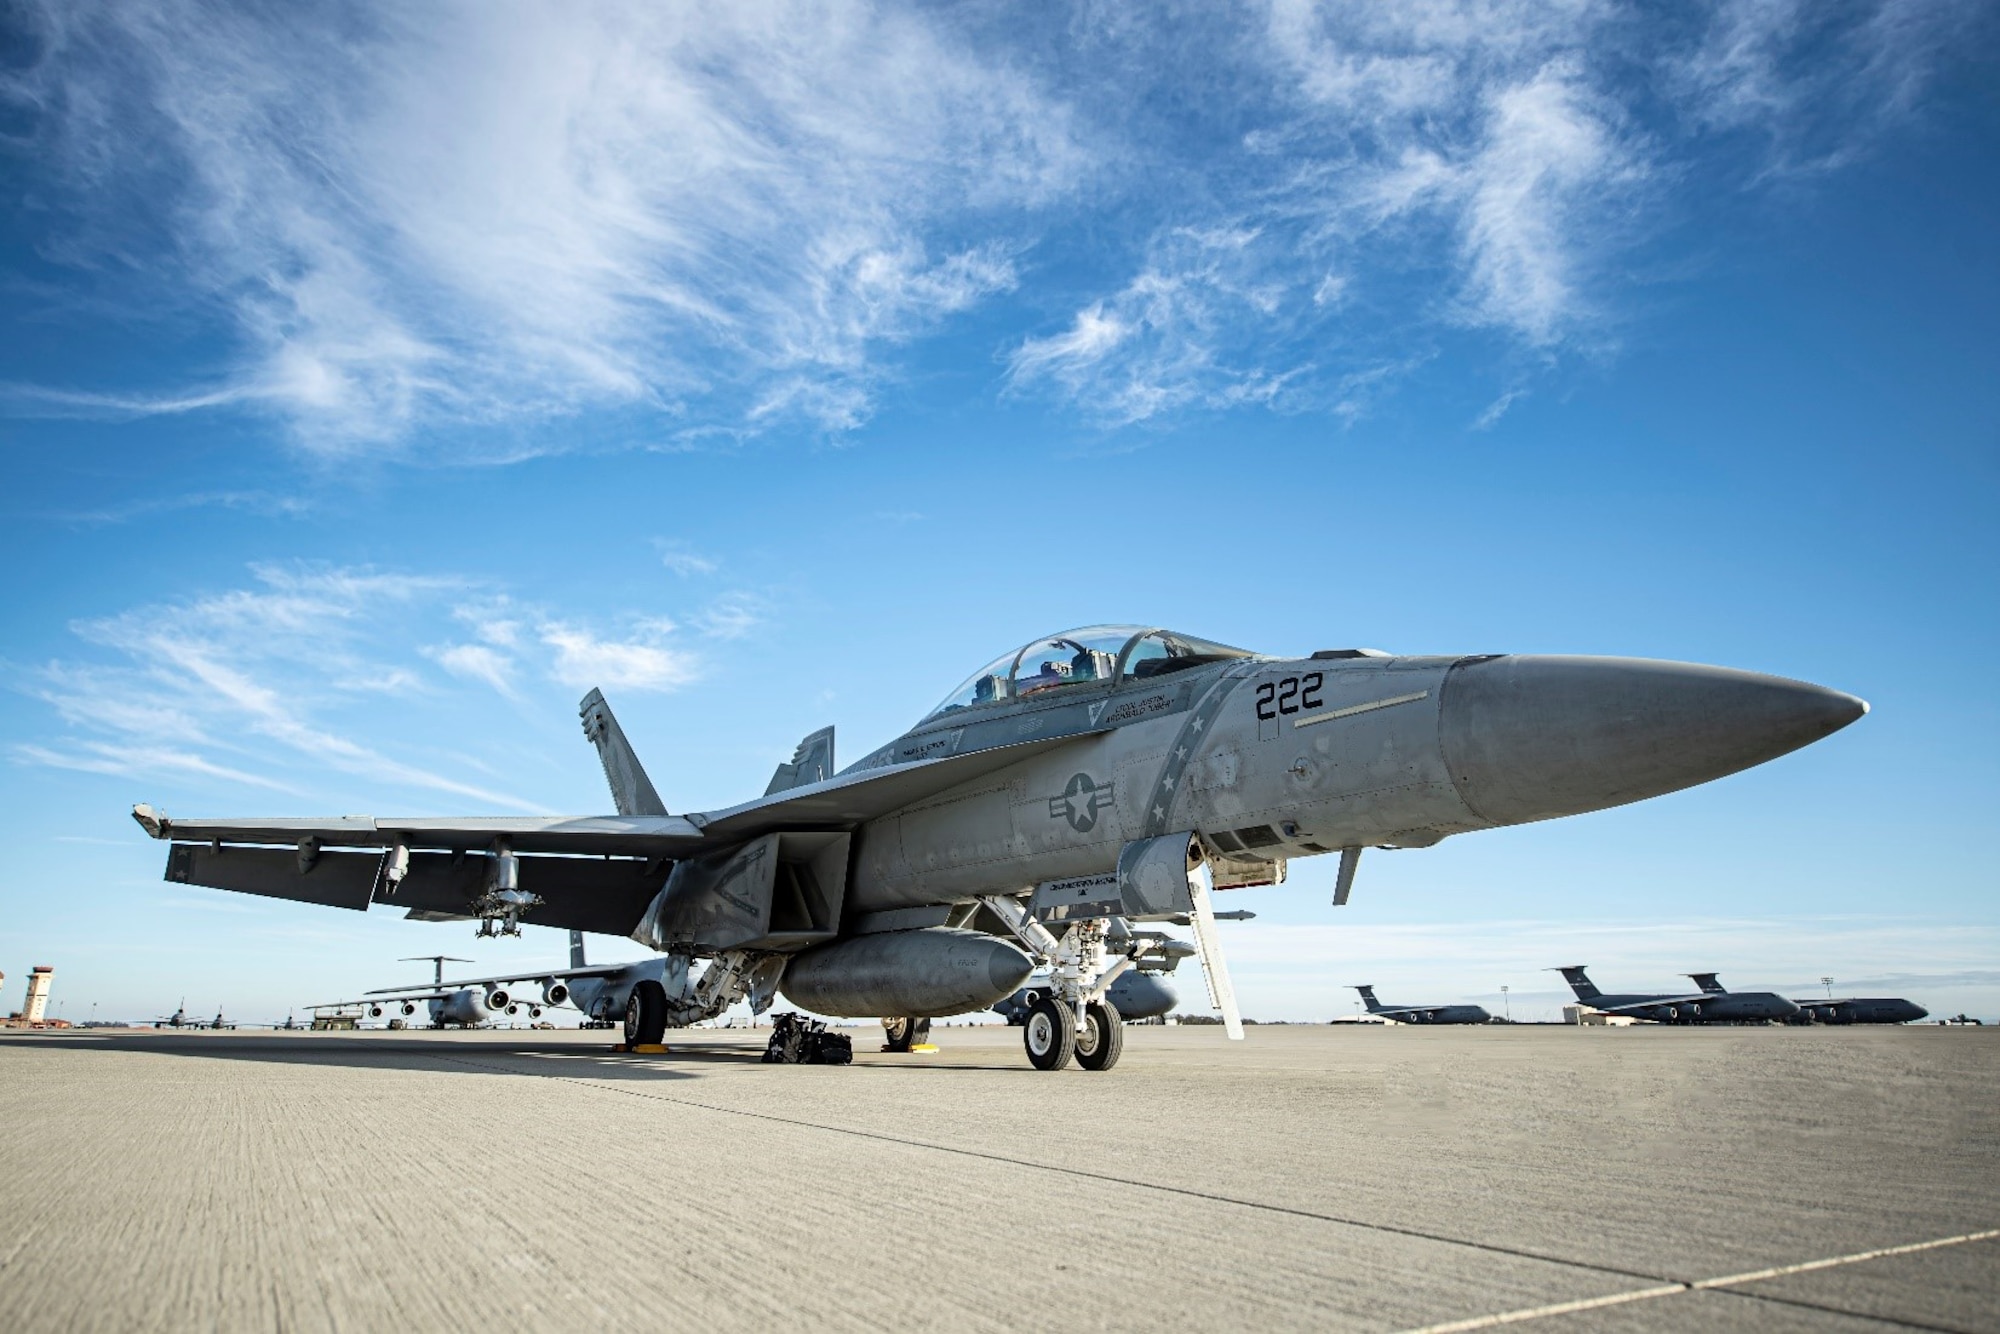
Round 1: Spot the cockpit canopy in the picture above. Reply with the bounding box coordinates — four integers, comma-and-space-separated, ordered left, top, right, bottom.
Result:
924, 625, 1258, 722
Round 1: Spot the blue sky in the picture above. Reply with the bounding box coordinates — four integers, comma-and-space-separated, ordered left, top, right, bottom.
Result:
1, 1, 1994, 1024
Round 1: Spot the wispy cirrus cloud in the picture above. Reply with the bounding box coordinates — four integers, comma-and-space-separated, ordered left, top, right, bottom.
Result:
14, 564, 718, 804
0, 0, 1980, 446
1007, 0, 1978, 423
2, 1, 1080, 450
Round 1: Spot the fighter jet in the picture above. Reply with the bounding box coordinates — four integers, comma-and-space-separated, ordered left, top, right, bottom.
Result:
132, 626, 1864, 1071
1556, 966, 1801, 1023
1351, 985, 1491, 1024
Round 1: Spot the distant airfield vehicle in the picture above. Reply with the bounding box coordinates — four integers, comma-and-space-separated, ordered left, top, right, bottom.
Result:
1352, 984, 1491, 1024
1557, 967, 1801, 1023
133, 627, 1864, 1070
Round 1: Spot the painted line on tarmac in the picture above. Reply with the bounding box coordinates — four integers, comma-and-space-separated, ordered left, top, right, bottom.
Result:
1397, 1228, 2000, 1334
422, 1049, 1993, 1333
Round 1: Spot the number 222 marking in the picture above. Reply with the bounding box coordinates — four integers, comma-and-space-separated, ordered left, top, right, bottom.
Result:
1256, 672, 1323, 721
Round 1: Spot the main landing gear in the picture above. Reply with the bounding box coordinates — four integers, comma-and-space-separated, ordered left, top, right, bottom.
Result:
625, 980, 668, 1046
1023, 996, 1124, 1071
881, 1016, 932, 1053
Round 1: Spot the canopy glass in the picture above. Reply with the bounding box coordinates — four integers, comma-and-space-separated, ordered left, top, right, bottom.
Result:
923, 626, 1258, 721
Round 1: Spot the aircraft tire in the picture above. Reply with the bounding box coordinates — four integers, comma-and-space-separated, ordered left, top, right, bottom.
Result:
1074, 999, 1123, 1072
1023, 997, 1075, 1071
625, 980, 668, 1046
883, 1016, 916, 1052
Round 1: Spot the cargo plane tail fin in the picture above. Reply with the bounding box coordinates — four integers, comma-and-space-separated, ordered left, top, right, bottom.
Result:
570, 930, 587, 970
1554, 966, 1600, 1001
1353, 984, 1384, 1013
579, 689, 668, 817
1687, 972, 1726, 994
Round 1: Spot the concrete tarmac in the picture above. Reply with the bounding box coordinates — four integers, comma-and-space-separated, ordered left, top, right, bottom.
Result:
0, 1023, 1992, 1332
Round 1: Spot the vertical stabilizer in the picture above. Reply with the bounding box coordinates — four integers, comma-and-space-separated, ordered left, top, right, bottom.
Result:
579, 689, 668, 817
570, 931, 587, 970
765, 726, 836, 796
1556, 966, 1600, 1001
1353, 984, 1383, 1013
1687, 972, 1725, 994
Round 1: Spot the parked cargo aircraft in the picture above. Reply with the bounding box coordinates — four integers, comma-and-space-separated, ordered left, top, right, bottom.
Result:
322, 936, 677, 1029
133, 626, 1864, 1070
1556, 966, 1801, 1023
1352, 985, 1491, 1024
1686, 971, 1927, 1024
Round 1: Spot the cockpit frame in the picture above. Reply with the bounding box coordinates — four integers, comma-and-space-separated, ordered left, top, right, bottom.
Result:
919, 626, 1261, 728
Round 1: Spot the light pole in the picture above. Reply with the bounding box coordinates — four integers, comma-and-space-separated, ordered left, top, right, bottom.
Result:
1501, 985, 1510, 1021
1822, 975, 1835, 1000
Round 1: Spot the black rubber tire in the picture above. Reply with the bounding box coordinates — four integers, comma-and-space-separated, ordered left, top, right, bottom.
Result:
1075, 999, 1124, 1071
1023, 997, 1076, 1071
883, 1016, 916, 1053
625, 979, 668, 1046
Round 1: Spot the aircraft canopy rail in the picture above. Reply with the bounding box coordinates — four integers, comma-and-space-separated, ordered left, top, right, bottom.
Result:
924, 625, 1260, 722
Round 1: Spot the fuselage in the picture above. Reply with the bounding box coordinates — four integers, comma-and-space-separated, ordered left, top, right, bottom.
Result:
1369, 1003, 1492, 1024
841, 646, 1864, 915
1795, 997, 1928, 1024
1593, 991, 1800, 1022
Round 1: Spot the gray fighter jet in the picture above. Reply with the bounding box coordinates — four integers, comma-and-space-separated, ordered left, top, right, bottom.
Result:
1556, 966, 1801, 1023
132, 626, 1864, 1070
1352, 985, 1491, 1024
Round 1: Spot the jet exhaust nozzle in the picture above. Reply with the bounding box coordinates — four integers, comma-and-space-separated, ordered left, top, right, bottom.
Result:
1440, 655, 1866, 826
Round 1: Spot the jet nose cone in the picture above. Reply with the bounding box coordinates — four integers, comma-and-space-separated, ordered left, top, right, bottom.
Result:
1441, 655, 1866, 826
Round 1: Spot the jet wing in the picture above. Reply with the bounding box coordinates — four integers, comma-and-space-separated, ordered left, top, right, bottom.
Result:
133, 811, 703, 857
133, 729, 1093, 855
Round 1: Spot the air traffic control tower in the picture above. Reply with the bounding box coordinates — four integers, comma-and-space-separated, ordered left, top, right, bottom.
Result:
21, 966, 54, 1023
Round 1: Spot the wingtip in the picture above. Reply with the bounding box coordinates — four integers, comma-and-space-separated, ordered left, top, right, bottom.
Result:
131, 803, 165, 839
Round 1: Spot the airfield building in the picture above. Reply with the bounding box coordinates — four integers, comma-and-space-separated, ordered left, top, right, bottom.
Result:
22, 966, 53, 1023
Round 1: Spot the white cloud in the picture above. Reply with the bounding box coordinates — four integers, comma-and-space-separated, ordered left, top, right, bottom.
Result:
2, 0, 1978, 444
428, 643, 517, 697
539, 624, 698, 692
16, 563, 717, 804
5, 1, 1081, 450
691, 594, 763, 642
654, 541, 720, 578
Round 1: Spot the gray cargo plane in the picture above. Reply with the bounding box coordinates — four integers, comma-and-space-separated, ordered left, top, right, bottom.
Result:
326, 936, 679, 1029
1557, 966, 1801, 1023
132, 626, 1864, 1071
1686, 971, 1927, 1025
1352, 985, 1491, 1024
